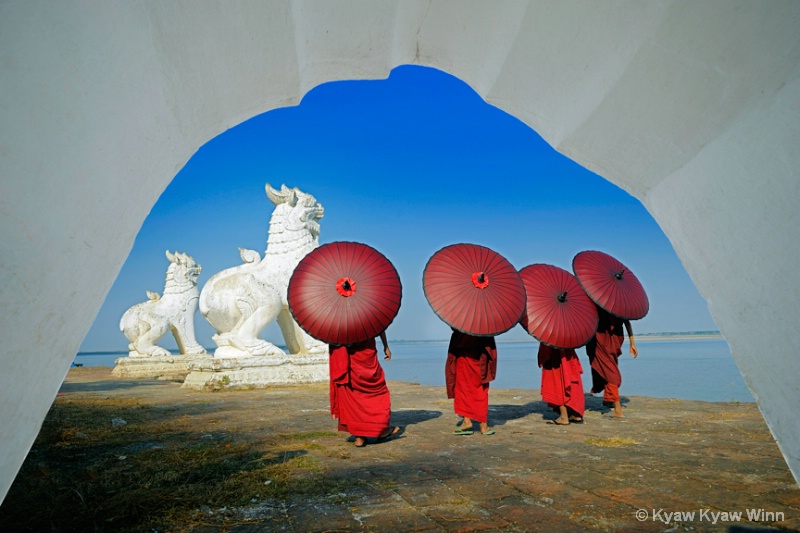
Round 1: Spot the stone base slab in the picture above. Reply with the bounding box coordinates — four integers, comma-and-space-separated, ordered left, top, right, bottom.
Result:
111, 354, 212, 382
181, 354, 329, 391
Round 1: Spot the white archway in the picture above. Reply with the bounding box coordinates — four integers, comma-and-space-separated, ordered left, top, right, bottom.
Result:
1, 2, 798, 502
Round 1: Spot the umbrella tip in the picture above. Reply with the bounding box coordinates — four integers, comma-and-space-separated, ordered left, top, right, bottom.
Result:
557, 291, 568, 303
336, 277, 357, 297
614, 269, 626, 280
471, 271, 489, 289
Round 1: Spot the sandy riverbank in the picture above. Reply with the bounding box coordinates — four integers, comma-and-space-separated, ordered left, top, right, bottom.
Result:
1, 366, 795, 531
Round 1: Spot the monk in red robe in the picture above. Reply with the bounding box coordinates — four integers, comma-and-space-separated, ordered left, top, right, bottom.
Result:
585, 306, 638, 418
329, 331, 403, 447
446, 329, 497, 435
538, 343, 585, 425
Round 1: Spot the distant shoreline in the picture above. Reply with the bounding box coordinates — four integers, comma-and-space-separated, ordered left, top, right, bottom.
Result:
382, 332, 725, 346
632, 332, 723, 342
77, 332, 724, 355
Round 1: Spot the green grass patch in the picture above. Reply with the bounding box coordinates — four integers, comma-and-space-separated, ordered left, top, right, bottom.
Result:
278, 430, 339, 441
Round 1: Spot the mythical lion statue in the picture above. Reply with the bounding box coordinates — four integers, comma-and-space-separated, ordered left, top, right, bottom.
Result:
199, 183, 328, 357
120, 251, 207, 357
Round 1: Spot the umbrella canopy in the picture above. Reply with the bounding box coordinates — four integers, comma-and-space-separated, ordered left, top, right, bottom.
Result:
288, 241, 402, 346
519, 263, 599, 349
572, 250, 649, 320
423, 243, 526, 336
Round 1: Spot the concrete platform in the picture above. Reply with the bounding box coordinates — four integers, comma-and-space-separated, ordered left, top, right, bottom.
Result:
181, 353, 328, 391
111, 353, 212, 381
56, 367, 799, 531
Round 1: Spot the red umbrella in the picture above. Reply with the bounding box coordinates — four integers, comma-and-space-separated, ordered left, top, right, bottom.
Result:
288, 241, 402, 345
572, 250, 649, 320
519, 263, 599, 349
423, 243, 526, 336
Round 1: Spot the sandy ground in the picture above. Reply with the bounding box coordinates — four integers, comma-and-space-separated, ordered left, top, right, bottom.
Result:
39, 367, 800, 531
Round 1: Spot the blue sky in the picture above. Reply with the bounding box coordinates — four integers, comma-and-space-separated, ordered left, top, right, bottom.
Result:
80, 65, 718, 352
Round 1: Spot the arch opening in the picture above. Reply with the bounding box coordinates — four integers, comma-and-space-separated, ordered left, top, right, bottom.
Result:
80, 66, 740, 400
3, 1, 799, 507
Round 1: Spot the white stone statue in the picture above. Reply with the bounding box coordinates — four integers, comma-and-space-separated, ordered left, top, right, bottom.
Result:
120, 251, 207, 357
199, 183, 328, 357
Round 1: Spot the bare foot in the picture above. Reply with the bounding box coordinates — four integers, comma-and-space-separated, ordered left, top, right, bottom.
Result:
354, 436, 367, 447
552, 405, 570, 425
377, 426, 404, 442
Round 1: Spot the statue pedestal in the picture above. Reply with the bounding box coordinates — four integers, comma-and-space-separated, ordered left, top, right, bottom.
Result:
181, 353, 329, 391
112, 354, 212, 382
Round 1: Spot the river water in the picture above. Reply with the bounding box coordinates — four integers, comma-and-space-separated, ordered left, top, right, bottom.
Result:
75, 337, 752, 403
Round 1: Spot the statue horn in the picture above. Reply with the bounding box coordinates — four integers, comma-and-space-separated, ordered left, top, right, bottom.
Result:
265, 183, 283, 206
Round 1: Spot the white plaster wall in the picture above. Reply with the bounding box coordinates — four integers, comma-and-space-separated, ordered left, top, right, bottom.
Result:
1, 0, 799, 501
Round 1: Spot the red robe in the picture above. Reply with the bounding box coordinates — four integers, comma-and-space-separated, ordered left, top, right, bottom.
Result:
585, 308, 625, 402
329, 339, 391, 438
538, 344, 585, 417
445, 331, 497, 423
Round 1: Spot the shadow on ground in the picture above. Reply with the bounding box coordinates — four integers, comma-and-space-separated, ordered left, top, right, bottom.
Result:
60, 379, 167, 393
488, 401, 545, 426
390, 409, 442, 427
2, 367, 796, 532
